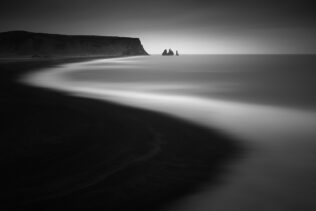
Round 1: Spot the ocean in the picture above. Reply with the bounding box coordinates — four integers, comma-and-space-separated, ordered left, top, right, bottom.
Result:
63, 55, 316, 109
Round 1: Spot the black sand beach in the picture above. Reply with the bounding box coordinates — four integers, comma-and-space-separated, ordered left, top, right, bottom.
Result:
0, 58, 240, 211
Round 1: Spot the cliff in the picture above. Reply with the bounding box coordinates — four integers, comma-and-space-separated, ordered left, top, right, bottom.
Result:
0, 31, 148, 58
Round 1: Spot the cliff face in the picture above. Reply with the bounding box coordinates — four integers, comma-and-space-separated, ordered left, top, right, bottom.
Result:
0, 31, 148, 58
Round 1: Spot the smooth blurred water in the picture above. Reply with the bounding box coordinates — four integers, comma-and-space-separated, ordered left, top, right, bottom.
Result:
25, 55, 316, 211
65, 55, 316, 109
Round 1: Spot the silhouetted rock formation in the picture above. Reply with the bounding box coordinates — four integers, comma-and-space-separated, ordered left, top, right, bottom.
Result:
162, 48, 175, 56
162, 49, 168, 55
168, 49, 174, 56
176, 50, 179, 56
0, 31, 148, 58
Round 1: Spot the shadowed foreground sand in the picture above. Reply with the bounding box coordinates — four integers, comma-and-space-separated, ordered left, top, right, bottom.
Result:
0, 58, 239, 211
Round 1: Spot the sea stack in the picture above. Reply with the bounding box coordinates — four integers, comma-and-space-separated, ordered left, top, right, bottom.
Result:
176, 50, 179, 56
168, 49, 174, 56
162, 48, 175, 56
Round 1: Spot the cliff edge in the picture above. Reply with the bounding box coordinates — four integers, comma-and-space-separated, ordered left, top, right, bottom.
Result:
0, 31, 148, 58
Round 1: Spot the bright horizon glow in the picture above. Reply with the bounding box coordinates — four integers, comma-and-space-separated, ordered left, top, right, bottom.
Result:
1, 0, 316, 54
134, 29, 316, 55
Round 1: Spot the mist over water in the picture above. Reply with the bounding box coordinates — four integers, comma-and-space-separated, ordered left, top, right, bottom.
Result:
25, 55, 316, 210
64, 55, 316, 109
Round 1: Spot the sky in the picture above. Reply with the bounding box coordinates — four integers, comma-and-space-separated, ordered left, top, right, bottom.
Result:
0, 0, 315, 54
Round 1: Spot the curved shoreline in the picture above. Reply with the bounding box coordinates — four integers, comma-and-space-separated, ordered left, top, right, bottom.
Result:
23, 56, 316, 211
0, 58, 240, 211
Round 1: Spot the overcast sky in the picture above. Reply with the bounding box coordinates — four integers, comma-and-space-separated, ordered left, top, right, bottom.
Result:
1, 0, 315, 54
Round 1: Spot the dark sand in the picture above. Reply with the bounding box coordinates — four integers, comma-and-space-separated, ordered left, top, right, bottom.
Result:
0, 58, 240, 211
